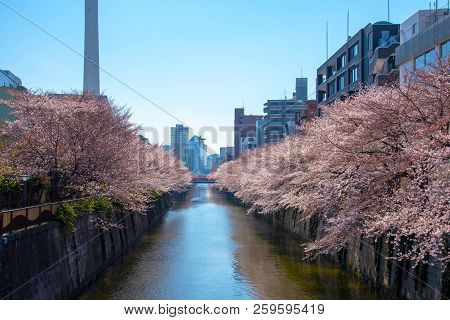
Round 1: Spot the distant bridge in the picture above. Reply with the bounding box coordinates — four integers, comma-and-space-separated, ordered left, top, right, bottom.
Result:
192, 176, 216, 184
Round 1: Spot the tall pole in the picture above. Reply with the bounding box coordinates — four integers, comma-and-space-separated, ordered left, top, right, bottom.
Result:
388, 0, 390, 22
84, 0, 100, 95
347, 9, 350, 40
326, 21, 329, 59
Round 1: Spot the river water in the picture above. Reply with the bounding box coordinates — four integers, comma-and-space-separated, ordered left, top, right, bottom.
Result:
81, 183, 383, 299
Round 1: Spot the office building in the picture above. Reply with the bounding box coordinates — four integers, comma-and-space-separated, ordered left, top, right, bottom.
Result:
317, 21, 400, 106
294, 77, 308, 100
170, 124, 190, 164
262, 97, 307, 144
241, 137, 257, 153
256, 118, 267, 147
219, 147, 234, 164
207, 154, 221, 173
187, 135, 207, 175
234, 108, 263, 159
396, 9, 449, 84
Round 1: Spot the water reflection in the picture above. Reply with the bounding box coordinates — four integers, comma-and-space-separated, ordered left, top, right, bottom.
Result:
81, 184, 383, 300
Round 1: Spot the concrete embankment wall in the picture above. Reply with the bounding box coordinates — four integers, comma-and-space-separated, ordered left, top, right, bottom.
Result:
0, 193, 174, 300
223, 192, 449, 299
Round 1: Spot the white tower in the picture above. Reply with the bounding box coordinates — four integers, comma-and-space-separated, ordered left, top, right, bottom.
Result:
83, 0, 100, 95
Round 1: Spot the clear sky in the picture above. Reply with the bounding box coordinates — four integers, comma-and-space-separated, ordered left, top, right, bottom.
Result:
0, 0, 432, 152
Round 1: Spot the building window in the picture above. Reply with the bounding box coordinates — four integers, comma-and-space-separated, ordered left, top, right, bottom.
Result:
318, 91, 327, 103
441, 40, 450, 58
415, 48, 437, 69
337, 73, 345, 91
425, 49, 436, 65
317, 74, 326, 85
349, 42, 359, 61
327, 80, 336, 97
415, 54, 426, 69
412, 23, 417, 34
349, 65, 359, 84
337, 53, 347, 70
327, 66, 336, 78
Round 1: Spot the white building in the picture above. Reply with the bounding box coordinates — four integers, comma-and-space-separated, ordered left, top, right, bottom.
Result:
396, 9, 450, 84
241, 136, 257, 153
0, 70, 22, 88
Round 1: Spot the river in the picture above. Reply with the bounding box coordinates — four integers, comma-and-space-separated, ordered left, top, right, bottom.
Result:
81, 183, 383, 299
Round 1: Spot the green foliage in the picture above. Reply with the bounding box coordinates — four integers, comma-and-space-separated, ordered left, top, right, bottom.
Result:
55, 197, 116, 230
93, 197, 114, 216
147, 189, 163, 202
55, 202, 78, 231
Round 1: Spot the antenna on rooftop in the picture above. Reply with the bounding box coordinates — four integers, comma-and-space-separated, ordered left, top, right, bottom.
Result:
300, 67, 303, 78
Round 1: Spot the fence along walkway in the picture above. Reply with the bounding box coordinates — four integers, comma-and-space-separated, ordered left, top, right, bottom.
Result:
0, 199, 82, 235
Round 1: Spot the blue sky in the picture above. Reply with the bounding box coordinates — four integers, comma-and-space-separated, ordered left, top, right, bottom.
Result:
0, 0, 430, 152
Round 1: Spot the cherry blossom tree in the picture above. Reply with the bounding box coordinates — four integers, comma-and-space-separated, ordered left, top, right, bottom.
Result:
214, 60, 449, 265
0, 91, 191, 212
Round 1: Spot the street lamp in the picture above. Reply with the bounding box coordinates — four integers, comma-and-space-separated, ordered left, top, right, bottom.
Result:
20, 174, 30, 207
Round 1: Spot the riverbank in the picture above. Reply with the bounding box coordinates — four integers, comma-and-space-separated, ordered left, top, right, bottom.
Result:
222, 190, 449, 300
0, 193, 176, 300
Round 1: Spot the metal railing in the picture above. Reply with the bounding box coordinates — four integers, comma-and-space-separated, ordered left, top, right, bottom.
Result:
0, 199, 83, 235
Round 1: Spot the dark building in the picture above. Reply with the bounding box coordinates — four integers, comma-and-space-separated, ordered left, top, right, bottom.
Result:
220, 147, 234, 164
294, 77, 308, 100
234, 108, 263, 159
317, 22, 400, 107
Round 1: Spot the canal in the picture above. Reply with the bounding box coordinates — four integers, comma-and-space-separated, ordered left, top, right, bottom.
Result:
81, 183, 384, 299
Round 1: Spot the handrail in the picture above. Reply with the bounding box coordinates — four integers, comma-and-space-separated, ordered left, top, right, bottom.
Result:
0, 197, 91, 236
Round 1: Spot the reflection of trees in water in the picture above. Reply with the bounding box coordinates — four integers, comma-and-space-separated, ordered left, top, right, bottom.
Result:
227, 196, 382, 299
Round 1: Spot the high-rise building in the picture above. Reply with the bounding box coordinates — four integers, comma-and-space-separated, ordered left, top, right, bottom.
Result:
84, 0, 100, 95
207, 154, 221, 173
241, 137, 257, 153
396, 10, 449, 84
187, 135, 207, 175
234, 108, 263, 159
219, 147, 234, 164
317, 21, 400, 106
170, 124, 190, 164
294, 78, 308, 101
